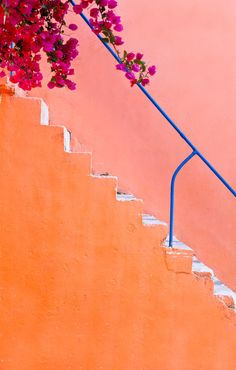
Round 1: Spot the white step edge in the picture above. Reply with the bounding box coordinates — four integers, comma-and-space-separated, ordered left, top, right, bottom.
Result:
165, 237, 193, 251
165, 237, 236, 308
212, 277, 236, 305
92, 173, 118, 180
63, 127, 71, 152
116, 193, 137, 202
192, 256, 214, 274
40, 99, 49, 126
142, 213, 167, 226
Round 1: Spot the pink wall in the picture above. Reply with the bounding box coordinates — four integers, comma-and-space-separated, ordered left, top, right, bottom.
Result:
31, 0, 236, 289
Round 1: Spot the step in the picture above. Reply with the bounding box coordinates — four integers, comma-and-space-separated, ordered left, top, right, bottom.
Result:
116, 192, 137, 202
165, 236, 193, 251
37, 99, 236, 311
142, 213, 167, 226
164, 238, 236, 309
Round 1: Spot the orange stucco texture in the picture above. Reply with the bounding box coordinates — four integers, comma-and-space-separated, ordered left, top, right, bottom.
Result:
31, 0, 236, 291
0, 92, 236, 369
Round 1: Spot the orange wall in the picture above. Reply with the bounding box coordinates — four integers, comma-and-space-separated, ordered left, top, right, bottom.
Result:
31, 0, 236, 290
1, 92, 236, 370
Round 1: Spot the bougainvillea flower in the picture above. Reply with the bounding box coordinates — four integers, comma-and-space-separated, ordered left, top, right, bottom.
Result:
0, 0, 156, 90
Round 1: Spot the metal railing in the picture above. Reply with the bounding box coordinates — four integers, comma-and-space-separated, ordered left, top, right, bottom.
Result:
70, 1, 236, 246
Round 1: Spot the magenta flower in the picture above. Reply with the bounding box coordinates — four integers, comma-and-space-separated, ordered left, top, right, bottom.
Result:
127, 52, 135, 62
69, 24, 78, 31
114, 24, 123, 32
136, 52, 143, 60
125, 71, 135, 80
148, 65, 156, 76
65, 80, 76, 90
99, 0, 108, 6
73, 5, 83, 14
0, 0, 156, 91
114, 36, 124, 45
132, 64, 140, 72
48, 81, 55, 89
116, 63, 126, 71
90, 8, 99, 18
108, 0, 118, 9
130, 78, 137, 87
141, 78, 150, 86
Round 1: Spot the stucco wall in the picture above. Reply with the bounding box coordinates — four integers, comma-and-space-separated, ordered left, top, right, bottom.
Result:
31, 0, 236, 289
1, 92, 236, 370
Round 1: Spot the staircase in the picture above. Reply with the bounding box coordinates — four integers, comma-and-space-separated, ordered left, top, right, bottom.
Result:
0, 84, 236, 370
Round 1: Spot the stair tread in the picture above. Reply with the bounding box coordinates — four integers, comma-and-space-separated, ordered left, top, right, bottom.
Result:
164, 237, 236, 308
116, 192, 137, 201
142, 214, 167, 226
192, 256, 214, 274
92, 174, 118, 180
165, 238, 193, 251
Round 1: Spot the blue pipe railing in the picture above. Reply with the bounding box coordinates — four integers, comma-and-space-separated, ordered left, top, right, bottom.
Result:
70, 2, 236, 246
169, 151, 197, 246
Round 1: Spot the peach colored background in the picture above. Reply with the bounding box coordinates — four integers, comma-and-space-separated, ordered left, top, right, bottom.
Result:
31, 0, 236, 289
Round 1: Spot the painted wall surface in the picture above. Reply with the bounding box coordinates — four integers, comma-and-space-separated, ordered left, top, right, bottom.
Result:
31, 0, 236, 290
1, 93, 236, 369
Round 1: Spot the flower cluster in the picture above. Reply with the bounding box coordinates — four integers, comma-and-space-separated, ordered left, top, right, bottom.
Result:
0, 0, 156, 91
116, 52, 156, 87
0, 0, 80, 90
80, 0, 157, 86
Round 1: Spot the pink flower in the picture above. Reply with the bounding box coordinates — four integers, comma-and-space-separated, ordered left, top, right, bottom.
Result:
126, 52, 135, 61
141, 78, 150, 86
130, 79, 137, 87
125, 71, 135, 80
132, 64, 140, 72
99, 0, 108, 6
114, 36, 124, 45
114, 24, 123, 32
81, 1, 89, 9
136, 52, 143, 60
108, 0, 117, 9
148, 65, 156, 76
90, 8, 99, 18
55, 50, 63, 59
65, 80, 76, 90
116, 63, 126, 71
0, 0, 156, 91
73, 5, 83, 14
69, 24, 78, 31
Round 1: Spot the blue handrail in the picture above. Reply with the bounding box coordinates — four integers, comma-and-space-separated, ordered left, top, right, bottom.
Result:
169, 151, 197, 246
70, 2, 236, 246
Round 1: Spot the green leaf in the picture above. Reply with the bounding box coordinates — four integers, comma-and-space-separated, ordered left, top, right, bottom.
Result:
101, 37, 109, 43
134, 59, 143, 65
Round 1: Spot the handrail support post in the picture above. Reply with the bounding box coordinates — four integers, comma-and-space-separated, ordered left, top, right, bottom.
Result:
169, 151, 197, 247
